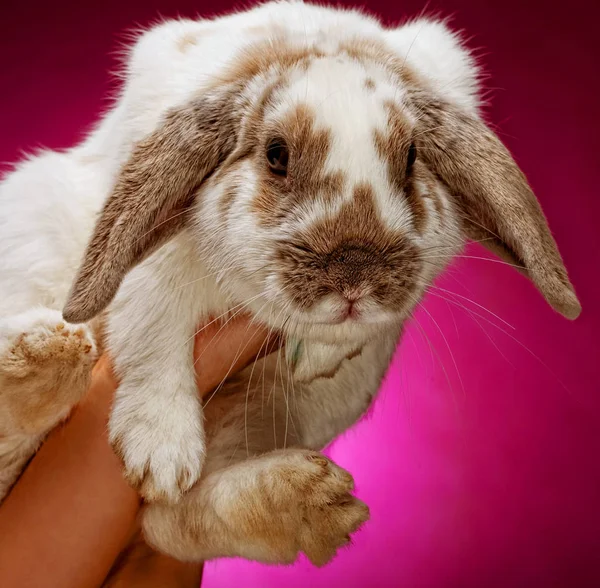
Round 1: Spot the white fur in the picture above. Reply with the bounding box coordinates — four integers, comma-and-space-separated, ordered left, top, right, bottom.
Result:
0, 1, 478, 502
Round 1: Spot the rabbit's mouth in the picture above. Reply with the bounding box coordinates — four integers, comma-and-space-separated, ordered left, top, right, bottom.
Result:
253, 295, 405, 343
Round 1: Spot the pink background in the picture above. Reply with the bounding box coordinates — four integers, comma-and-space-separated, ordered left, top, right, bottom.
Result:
1, 0, 598, 586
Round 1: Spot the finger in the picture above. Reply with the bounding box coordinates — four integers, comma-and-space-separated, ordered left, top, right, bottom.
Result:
91, 353, 115, 385
193, 315, 280, 397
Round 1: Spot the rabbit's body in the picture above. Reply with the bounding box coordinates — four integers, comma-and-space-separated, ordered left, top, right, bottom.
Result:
0, 0, 579, 565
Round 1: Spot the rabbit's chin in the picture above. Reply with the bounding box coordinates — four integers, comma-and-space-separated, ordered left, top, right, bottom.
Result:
254, 306, 404, 346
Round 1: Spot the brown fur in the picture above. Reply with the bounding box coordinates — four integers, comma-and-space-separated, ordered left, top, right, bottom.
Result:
277, 183, 422, 311
0, 321, 97, 501
63, 89, 242, 323
252, 104, 345, 226
0, 324, 95, 435
213, 38, 326, 88
407, 89, 581, 318
363, 77, 376, 91
143, 449, 368, 566
374, 101, 428, 233
338, 36, 430, 91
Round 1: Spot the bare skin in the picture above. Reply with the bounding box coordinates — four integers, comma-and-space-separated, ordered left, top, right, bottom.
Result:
0, 316, 278, 588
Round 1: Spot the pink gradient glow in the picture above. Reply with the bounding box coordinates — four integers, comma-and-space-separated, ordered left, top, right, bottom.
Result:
1, 1, 598, 586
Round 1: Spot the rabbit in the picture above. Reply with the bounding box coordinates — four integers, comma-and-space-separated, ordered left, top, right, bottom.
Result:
0, 0, 581, 566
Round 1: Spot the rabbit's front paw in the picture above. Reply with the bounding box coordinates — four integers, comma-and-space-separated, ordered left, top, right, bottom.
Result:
0, 308, 97, 435
217, 450, 369, 566
109, 384, 205, 503
261, 451, 370, 566
142, 449, 369, 566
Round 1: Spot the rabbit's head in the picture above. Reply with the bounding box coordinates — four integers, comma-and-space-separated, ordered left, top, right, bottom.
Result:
63, 34, 580, 341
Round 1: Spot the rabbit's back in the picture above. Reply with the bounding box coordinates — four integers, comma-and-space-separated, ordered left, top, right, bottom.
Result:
0, 150, 108, 317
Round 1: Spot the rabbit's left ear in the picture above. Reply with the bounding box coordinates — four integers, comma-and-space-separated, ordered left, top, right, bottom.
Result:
411, 91, 581, 319
63, 91, 239, 323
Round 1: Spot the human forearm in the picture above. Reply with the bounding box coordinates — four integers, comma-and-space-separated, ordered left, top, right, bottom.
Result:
0, 356, 139, 588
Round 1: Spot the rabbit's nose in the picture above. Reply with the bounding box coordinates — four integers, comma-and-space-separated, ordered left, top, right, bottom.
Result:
323, 244, 380, 294
325, 244, 379, 277
340, 290, 366, 319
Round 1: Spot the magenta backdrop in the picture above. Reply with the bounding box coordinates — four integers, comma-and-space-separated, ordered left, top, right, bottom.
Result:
1, 0, 598, 586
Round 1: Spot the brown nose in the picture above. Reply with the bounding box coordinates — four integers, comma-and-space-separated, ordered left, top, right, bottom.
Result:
327, 244, 376, 265
324, 244, 378, 294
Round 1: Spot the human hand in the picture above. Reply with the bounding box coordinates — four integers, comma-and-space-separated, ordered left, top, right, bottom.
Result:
0, 314, 280, 588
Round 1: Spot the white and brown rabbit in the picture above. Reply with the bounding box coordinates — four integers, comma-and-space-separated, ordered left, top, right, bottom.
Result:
0, 0, 580, 566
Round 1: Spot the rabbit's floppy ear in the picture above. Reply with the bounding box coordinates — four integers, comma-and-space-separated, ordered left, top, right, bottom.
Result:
412, 91, 581, 319
63, 90, 239, 323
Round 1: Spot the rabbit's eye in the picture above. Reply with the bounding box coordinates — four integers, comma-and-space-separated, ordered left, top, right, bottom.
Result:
266, 139, 289, 177
406, 142, 417, 175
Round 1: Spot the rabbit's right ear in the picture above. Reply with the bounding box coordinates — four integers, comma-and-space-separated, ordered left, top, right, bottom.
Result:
63, 89, 240, 323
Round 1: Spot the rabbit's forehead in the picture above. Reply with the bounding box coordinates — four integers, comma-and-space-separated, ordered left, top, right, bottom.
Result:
249, 103, 417, 239
249, 59, 417, 234
264, 57, 415, 185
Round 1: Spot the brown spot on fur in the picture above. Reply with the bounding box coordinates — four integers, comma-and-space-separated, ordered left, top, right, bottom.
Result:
297, 357, 348, 383
339, 37, 431, 91
345, 347, 363, 361
78, 154, 105, 165
364, 77, 376, 91
214, 39, 326, 89
227, 36, 400, 91
277, 183, 421, 311
374, 101, 427, 234
311, 365, 343, 380
404, 177, 428, 234
419, 169, 445, 225
252, 104, 345, 226
215, 158, 250, 219
245, 23, 285, 38
177, 31, 200, 52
